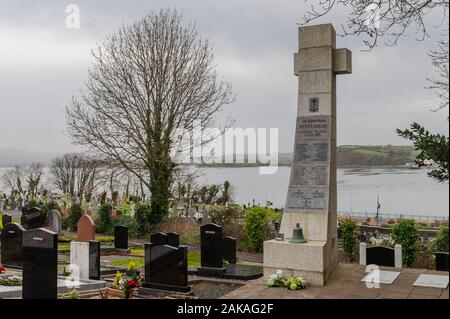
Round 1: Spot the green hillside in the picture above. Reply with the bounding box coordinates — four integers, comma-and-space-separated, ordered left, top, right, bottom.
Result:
336, 145, 418, 167
197, 145, 418, 168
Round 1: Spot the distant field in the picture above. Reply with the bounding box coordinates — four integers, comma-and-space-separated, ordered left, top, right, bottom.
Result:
336, 145, 417, 167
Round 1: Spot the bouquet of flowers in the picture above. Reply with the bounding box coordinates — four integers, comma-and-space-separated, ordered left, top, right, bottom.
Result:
112, 271, 142, 299
284, 277, 308, 290
266, 270, 308, 290
266, 270, 286, 287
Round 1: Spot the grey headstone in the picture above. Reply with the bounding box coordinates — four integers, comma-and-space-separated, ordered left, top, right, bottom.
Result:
45, 210, 62, 234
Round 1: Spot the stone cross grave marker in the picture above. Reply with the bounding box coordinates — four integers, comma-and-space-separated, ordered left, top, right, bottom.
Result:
22, 228, 58, 299
264, 24, 352, 286
77, 214, 95, 242
0, 222, 25, 268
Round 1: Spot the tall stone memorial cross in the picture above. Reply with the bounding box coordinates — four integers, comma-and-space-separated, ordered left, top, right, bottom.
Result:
264, 24, 352, 286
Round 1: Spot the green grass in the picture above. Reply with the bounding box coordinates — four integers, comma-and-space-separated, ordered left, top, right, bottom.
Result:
130, 247, 144, 255
188, 252, 200, 267
58, 243, 70, 251
110, 252, 201, 268
111, 258, 145, 268
59, 235, 114, 242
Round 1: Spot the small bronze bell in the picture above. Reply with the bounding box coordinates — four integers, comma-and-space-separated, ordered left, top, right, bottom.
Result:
289, 223, 307, 243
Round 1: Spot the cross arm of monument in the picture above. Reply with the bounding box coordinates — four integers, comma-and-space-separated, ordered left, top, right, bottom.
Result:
293, 24, 352, 76
294, 48, 352, 75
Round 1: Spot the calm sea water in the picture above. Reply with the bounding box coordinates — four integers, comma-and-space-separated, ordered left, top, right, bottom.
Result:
0, 166, 448, 216
196, 167, 449, 216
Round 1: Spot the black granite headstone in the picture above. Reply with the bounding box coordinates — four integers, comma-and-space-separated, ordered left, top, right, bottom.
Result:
166, 232, 180, 247
150, 232, 168, 246
273, 221, 281, 233
114, 225, 128, 249
435, 252, 449, 271
1, 213, 12, 227
89, 240, 101, 280
142, 243, 190, 292
22, 228, 58, 299
20, 207, 44, 230
222, 236, 237, 264
200, 223, 223, 269
366, 246, 395, 267
0, 222, 25, 268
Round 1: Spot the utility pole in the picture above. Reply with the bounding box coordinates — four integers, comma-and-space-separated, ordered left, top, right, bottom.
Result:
376, 194, 381, 225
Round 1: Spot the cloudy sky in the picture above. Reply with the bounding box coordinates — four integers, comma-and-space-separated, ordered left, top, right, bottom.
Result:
0, 0, 447, 154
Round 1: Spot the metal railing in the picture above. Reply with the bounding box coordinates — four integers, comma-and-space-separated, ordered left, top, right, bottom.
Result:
338, 211, 449, 223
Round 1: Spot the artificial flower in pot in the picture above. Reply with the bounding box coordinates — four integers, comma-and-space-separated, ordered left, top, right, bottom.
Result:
126, 260, 140, 277
108, 271, 142, 299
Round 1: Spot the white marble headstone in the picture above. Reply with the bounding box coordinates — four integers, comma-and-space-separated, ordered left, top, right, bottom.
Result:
69, 242, 90, 280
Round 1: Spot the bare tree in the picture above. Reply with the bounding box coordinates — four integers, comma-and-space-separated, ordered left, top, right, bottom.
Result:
25, 162, 43, 196
49, 154, 100, 198
66, 9, 234, 218
302, 0, 448, 49
1, 166, 25, 193
172, 166, 201, 216
428, 37, 449, 111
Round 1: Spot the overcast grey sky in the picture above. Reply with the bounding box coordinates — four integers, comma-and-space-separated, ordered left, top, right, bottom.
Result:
0, 0, 447, 154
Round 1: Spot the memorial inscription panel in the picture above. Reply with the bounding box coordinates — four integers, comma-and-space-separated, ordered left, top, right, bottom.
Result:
286, 115, 331, 212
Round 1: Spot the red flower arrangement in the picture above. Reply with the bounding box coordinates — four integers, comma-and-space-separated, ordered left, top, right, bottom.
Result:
0, 266, 6, 274
127, 279, 141, 289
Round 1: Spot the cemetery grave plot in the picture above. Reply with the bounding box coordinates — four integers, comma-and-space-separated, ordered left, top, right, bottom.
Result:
0, 271, 108, 299
413, 274, 449, 289
0, 227, 107, 299
136, 278, 244, 299
141, 241, 190, 293
191, 224, 263, 280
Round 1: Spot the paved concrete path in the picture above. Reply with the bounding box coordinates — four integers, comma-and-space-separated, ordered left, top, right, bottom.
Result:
221, 263, 449, 299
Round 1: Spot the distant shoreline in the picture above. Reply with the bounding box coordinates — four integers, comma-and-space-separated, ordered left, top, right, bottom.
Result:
196, 164, 423, 169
